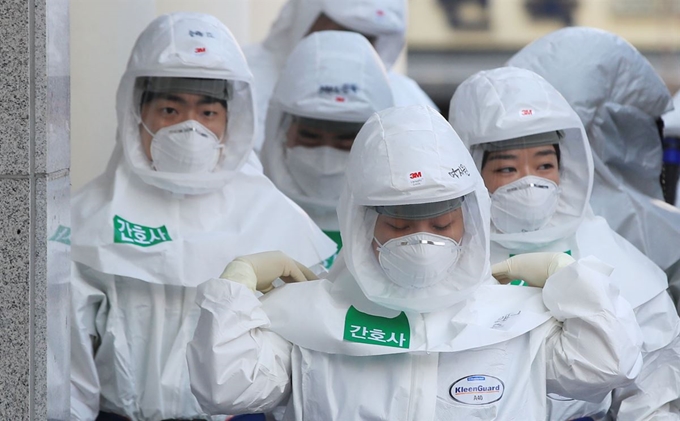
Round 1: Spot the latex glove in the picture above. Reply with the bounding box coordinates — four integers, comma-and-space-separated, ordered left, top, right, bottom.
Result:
220, 251, 318, 293
492, 252, 575, 288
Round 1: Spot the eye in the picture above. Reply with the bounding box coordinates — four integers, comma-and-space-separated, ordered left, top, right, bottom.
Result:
494, 166, 516, 174
538, 163, 555, 170
386, 222, 409, 231
202, 110, 218, 117
298, 129, 321, 139
160, 107, 178, 115
433, 223, 452, 231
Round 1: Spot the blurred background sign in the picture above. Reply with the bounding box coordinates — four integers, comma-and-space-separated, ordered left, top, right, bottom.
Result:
407, 0, 680, 113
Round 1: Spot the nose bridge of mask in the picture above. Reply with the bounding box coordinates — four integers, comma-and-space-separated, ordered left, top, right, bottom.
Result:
376, 233, 461, 251
490, 175, 560, 233
496, 175, 556, 197
375, 232, 462, 289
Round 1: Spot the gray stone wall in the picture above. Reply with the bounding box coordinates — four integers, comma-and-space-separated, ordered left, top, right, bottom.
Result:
0, 0, 70, 419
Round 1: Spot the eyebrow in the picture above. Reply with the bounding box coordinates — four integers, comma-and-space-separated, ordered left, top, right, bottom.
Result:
487, 153, 517, 162
534, 149, 557, 158
154, 93, 187, 105
155, 94, 222, 106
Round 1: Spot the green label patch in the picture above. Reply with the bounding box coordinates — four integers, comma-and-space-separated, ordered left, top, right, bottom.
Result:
343, 305, 410, 349
113, 215, 171, 247
49, 225, 71, 245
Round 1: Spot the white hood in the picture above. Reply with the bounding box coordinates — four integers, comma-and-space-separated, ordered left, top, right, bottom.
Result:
508, 27, 680, 271
261, 0, 406, 69
260, 30, 394, 230
117, 12, 254, 195
449, 67, 593, 249
337, 105, 491, 313
71, 12, 337, 287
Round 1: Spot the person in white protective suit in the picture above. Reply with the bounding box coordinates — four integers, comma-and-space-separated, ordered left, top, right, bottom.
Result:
186, 105, 645, 420
662, 91, 680, 207
70, 12, 337, 421
244, 0, 437, 152
449, 66, 680, 421
506, 27, 680, 312
260, 30, 394, 267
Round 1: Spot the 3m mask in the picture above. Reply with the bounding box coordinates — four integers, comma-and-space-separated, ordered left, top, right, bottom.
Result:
286, 146, 350, 200
490, 175, 560, 234
375, 232, 462, 289
147, 120, 224, 173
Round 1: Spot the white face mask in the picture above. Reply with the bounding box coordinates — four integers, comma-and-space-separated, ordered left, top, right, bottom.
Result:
285, 146, 350, 200
375, 232, 462, 289
490, 175, 560, 234
147, 120, 224, 173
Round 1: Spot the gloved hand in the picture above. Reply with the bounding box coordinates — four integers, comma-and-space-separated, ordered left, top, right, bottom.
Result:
220, 251, 318, 293
491, 252, 576, 288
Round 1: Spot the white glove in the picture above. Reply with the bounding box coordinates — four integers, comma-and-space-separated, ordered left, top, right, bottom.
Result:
492, 252, 575, 288
220, 251, 318, 293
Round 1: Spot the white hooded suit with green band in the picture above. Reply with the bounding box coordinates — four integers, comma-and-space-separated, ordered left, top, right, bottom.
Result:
69, 12, 336, 421
187, 105, 644, 420
507, 27, 680, 316
244, 0, 437, 152
449, 66, 680, 420
260, 30, 394, 266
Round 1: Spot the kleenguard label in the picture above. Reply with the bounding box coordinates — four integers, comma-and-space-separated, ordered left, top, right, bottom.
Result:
449, 375, 505, 405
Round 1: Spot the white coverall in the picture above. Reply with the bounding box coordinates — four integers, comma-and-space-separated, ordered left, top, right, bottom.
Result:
244, 0, 437, 152
188, 105, 643, 420
70, 13, 336, 421
450, 66, 680, 420
662, 91, 680, 208
260, 30, 393, 261
507, 27, 680, 314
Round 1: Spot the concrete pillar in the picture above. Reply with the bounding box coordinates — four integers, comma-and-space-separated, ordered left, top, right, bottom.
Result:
0, 0, 71, 419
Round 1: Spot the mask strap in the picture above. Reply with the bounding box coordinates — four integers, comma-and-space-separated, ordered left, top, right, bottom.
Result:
140, 119, 156, 138
373, 237, 386, 253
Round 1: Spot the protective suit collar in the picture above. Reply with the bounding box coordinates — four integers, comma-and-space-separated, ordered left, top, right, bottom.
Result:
261, 31, 393, 231
261, 0, 406, 69
508, 27, 680, 271
337, 105, 492, 313
449, 67, 592, 249
260, 268, 552, 356
117, 12, 255, 195
72, 146, 336, 287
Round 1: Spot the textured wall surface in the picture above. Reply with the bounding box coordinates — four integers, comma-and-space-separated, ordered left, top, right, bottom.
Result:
0, 0, 70, 419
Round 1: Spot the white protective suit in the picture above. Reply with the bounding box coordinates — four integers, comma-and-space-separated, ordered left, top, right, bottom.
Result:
662, 90, 680, 208
70, 13, 336, 421
245, 0, 437, 152
260, 30, 393, 263
449, 66, 680, 421
187, 105, 644, 420
507, 27, 680, 312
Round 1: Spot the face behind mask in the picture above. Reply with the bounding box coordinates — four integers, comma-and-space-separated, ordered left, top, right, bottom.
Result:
285, 145, 350, 200
147, 120, 224, 173
375, 232, 462, 289
490, 175, 560, 234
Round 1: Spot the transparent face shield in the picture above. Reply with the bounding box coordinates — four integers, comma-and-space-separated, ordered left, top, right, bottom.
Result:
134, 76, 232, 173
371, 198, 466, 289
479, 131, 563, 234
349, 193, 488, 312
